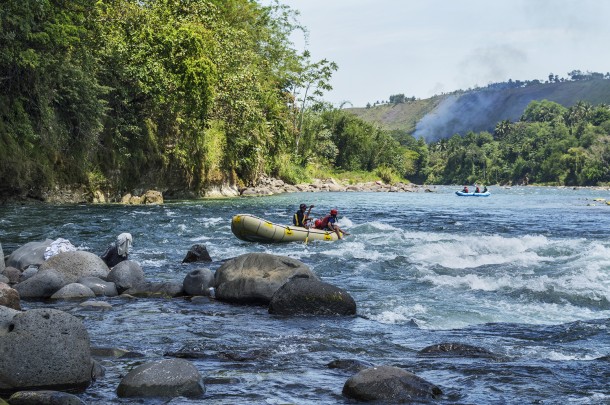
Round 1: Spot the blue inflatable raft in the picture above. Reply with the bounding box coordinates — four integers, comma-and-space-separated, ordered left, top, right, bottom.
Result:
455, 191, 491, 197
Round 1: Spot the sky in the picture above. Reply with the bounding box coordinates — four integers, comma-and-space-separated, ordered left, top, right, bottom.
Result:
268, 0, 610, 107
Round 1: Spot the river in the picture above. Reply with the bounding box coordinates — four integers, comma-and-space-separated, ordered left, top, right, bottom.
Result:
1, 186, 609, 404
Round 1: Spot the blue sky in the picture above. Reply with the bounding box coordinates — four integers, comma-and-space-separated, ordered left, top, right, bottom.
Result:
270, 0, 610, 107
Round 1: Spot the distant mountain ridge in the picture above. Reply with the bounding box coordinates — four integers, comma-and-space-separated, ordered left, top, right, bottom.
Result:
348, 79, 610, 142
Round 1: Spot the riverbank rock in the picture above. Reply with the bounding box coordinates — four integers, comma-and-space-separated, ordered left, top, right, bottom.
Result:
183, 268, 214, 296
214, 253, 318, 304
0, 242, 4, 273
342, 366, 442, 402
8, 390, 85, 405
123, 281, 184, 298
418, 342, 499, 359
269, 277, 356, 316
203, 184, 240, 198
121, 193, 141, 204
143, 190, 164, 204
236, 176, 423, 197
6, 240, 52, 270
107, 260, 145, 293
0, 282, 20, 310
182, 244, 212, 263
51, 283, 96, 300
38, 251, 109, 284
0, 308, 93, 393
120, 190, 163, 205
77, 276, 118, 297
14, 269, 64, 298
116, 358, 205, 398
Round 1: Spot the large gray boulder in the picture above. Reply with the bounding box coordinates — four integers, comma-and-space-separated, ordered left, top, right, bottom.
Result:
77, 276, 118, 297
0, 308, 93, 393
116, 358, 205, 398
107, 260, 145, 293
14, 269, 65, 298
183, 268, 214, 296
0, 282, 21, 310
214, 253, 317, 304
343, 366, 442, 402
51, 283, 96, 300
6, 240, 52, 270
269, 277, 356, 316
38, 251, 109, 284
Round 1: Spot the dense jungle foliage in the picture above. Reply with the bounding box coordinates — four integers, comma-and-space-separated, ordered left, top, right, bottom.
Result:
421, 100, 610, 186
1, 0, 610, 199
0, 0, 343, 197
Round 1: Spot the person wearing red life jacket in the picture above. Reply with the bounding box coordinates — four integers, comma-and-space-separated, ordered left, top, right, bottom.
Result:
315, 209, 349, 239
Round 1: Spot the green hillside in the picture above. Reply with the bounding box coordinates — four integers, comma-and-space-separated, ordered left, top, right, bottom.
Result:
348, 95, 447, 134
348, 79, 610, 138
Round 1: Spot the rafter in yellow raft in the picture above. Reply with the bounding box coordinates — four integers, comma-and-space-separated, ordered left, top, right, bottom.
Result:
231, 214, 341, 243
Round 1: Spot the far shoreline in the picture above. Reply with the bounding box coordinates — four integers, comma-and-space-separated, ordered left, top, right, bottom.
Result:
2, 178, 610, 206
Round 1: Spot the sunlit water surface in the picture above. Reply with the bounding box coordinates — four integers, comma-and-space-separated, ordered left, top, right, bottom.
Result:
1, 186, 609, 404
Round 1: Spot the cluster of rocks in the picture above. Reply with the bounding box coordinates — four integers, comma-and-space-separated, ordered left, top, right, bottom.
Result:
52, 176, 428, 205
92, 189, 164, 205
2, 239, 389, 402
240, 176, 427, 197
2, 237, 504, 403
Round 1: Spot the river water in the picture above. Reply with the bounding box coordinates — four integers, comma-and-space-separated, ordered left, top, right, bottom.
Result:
1, 186, 609, 404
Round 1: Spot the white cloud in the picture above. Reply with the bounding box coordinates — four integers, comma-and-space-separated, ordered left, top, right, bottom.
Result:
268, 0, 610, 107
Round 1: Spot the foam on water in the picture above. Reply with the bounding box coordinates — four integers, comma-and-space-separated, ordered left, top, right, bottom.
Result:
406, 233, 551, 269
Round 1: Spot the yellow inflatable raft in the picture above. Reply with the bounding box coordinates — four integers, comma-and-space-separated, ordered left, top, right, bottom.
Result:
231, 214, 341, 243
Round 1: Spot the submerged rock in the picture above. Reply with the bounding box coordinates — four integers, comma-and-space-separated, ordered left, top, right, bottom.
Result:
268, 277, 356, 316
418, 342, 499, 359
116, 358, 205, 398
343, 365, 442, 402
8, 390, 85, 405
327, 359, 373, 373
123, 281, 184, 298
182, 244, 212, 263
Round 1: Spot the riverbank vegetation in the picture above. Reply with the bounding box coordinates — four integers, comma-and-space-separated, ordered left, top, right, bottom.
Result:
2, 1, 610, 201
